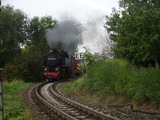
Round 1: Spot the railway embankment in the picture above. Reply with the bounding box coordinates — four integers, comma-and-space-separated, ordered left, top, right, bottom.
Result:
59, 59, 160, 119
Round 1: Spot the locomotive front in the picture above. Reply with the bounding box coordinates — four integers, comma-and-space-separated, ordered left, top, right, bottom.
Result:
43, 49, 70, 81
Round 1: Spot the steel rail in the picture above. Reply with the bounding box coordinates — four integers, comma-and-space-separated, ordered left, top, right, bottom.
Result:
32, 81, 160, 120
51, 81, 118, 120
35, 82, 78, 120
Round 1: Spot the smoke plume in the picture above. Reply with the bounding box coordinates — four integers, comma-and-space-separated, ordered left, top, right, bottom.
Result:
45, 18, 83, 54
80, 12, 106, 53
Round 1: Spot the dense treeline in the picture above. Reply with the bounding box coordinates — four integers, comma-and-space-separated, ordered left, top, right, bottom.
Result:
105, 0, 160, 67
0, 5, 56, 82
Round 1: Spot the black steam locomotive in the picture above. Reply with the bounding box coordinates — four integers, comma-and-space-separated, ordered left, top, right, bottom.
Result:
42, 49, 82, 81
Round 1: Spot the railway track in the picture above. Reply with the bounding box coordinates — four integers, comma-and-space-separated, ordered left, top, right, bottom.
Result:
31, 81, 119, 120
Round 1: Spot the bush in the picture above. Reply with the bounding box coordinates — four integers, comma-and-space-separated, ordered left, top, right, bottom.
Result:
2, 64, 21, 81
69, 59, 160, 106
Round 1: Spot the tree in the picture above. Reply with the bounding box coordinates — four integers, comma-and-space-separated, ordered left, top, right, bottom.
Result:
0, 6, 57, 81
0, 5, 28, 68
105, 0, 160, 67
23, 16, 57, 81
27, 16, 57, 56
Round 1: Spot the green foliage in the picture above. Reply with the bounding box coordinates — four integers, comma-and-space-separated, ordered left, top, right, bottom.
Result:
67, 59, 160, 106
0, 8, 57, 82
84, 59, 130, 93
64, 78, 85, 91
105, 0, 160, 66
1, 46, 44, 82
3, 80, 34, 120
22, 16, 57, 81
0, 5, 29, 68
20, 46, 44, 81
78, 47, 97, 70
1, 51, 28, 81
28, 16, 56, 56
2, 64, 21, 81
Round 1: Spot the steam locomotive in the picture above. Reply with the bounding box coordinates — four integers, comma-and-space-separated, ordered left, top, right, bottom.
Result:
42, 49, 82, 81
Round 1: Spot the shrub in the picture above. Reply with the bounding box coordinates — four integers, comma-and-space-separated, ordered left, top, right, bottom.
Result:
2, 64, 21, 81
70, 59, 160, 106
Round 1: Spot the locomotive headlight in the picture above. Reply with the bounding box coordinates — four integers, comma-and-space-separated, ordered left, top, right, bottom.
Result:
44, 67, 48, 72
55, 67, 59, 71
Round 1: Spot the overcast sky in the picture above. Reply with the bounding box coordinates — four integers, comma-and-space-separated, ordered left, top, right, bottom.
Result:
3, 0, 119, 21
3, 0, 119, 53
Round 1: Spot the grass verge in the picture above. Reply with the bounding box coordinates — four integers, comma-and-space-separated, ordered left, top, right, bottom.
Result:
3, 80, 34, 120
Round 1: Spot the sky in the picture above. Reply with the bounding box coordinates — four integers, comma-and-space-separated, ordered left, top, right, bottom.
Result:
3, 0, 119, 53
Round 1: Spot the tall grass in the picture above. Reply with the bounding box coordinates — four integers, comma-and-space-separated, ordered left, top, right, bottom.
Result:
3, 80, 34, 120
66, 59, 160, 106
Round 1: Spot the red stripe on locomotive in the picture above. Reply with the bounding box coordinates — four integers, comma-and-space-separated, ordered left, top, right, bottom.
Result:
43, 72, 60, 79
